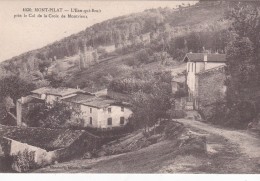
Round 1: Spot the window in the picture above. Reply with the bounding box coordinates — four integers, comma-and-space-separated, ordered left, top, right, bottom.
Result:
107, 118, 112, 125
89, 117, 92, 125
121, 107, 124, 112
191, 63, 193, 72
108, 108, 111, 113
120, 117, 125, 125
90, 108, 92, 113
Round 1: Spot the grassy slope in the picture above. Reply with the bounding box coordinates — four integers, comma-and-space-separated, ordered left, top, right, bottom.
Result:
63, 52, 187, 90
36, 120, 260, 173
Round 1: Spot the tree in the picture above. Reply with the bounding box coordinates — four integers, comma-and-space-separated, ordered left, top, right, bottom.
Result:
220, 3, 260, 128
38, 60, 51, 74
0, 75, 36, 102
45, 72, 64, 88
186, 32, 203, 53
26, 101, 81, 128
130, 72, 172, 132
226, 3, 260, 104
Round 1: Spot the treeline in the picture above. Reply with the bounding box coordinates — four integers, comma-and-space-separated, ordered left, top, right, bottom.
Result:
0, 1, 229, 77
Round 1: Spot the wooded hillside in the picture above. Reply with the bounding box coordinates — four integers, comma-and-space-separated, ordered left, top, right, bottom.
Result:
0, 1, 230, 78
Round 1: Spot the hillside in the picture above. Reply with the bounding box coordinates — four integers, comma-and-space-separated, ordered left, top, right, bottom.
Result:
35, 117, 260, 173
0, 1, 231, 88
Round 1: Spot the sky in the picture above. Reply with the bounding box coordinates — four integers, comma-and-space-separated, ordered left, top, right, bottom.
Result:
0, 0, 197, 62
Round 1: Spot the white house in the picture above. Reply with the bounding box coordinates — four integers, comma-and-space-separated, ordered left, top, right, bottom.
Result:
183, 53, 226, 99
16, 87, 132, 129
62, 93, 132, 129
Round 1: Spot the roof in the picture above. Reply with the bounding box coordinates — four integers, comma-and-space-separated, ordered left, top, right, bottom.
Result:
172, 76, 185, 83
31, 87, 84, 97
1, 125, 85, 151
183, 53, 226, 63
196, 65, 225, 75
62, 93, 120, 108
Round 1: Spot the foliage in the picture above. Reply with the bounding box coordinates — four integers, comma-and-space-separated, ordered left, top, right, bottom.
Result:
12, 149, 38, 172
0, 75, 36, 101
217, 3, 260, 128
45, 72, 64, 88
38, 59, 51, 74
130, 74, 172, 131
208, 101, 257, 129
174, 88, 188, 98
26, 101, 81, 128
167, 109, 187, 119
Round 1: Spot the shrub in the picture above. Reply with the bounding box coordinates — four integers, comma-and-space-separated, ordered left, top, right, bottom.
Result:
174, 88, 188, 98
208, 101, 257, 129
12, 149, 38, 172
164, 121, 185, 140
170, 110, 187, 119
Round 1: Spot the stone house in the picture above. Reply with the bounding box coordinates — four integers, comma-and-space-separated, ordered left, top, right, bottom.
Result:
0, 127, 100, 172
182, 52, 226, 111
62, 93, 132, 129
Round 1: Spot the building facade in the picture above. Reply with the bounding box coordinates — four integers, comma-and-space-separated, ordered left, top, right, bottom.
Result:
182, 53, 226, 110
62, 93, 132, 129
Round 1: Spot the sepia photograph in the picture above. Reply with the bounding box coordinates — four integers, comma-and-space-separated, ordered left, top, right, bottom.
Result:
0, 0, 259, 175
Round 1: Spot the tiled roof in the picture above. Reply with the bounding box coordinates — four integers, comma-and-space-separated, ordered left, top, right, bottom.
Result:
183, 53, 226, 62
62, 93, 118, 108
1, 125, 85, 151
31, 87, 84, 97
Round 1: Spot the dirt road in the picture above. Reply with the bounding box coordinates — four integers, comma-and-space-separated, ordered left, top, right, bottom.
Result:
176, 119, 260, 158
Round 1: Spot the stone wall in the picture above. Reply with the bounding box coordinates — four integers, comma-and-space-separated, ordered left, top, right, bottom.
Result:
195, 66, 226, 117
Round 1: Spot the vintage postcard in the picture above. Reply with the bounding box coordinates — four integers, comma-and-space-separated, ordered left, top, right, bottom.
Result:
0, 0, 259, 175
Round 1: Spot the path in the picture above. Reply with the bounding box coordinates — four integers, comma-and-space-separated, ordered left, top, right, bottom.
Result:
176, 118, 260, 158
